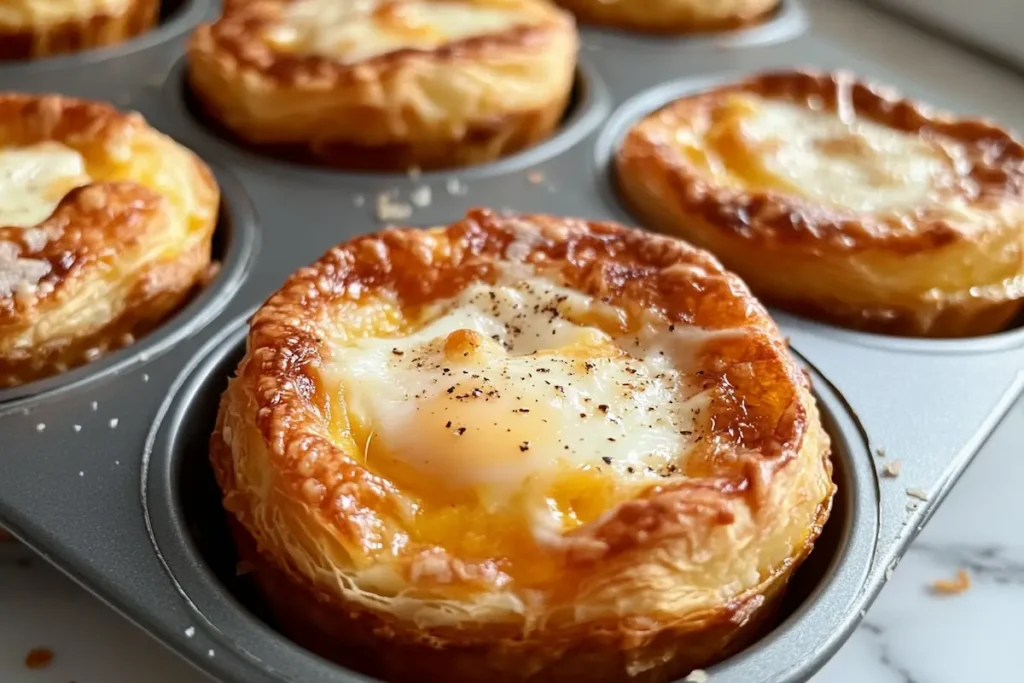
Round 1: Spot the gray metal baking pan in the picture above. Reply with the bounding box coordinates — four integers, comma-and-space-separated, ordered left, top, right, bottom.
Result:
1, 1, 1023, 682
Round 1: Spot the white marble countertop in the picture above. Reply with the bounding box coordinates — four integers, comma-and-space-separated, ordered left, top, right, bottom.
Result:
3, 1, 1024, 681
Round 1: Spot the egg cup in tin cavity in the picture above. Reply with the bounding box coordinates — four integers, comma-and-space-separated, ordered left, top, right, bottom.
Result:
140, 209, 882, 683
0, 105, 259, 406
0, 0, 211, 69
186, 0, 580, 172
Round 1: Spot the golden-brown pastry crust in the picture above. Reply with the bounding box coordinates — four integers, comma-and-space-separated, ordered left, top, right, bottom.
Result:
616, 69, 1024, 337
0, 94, 219, 387
212, 208, 834, 682
553, 0, 779, 34
187, 0, 578, 171
0, 0, 159, 60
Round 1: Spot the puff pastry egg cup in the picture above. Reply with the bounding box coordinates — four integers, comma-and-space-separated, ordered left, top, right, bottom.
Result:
616, 70, 1024, 338
0, 94, 218, 388
0, 0, 159, 60
188, 0, 579, 171
552, 0, 780, 33
212, 209, 834, 682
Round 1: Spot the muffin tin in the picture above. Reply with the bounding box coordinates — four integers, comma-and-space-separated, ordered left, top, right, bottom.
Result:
1, 1, 1023, 682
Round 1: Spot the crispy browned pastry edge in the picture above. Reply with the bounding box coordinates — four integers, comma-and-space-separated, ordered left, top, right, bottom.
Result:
616, 69, 1024, 337
186, 0, 579, 171
209, 208, 835, 682
222, 495, 829, 683
553, 0, 779, 33
0, 93, 219, 387
0, 0, 159, 60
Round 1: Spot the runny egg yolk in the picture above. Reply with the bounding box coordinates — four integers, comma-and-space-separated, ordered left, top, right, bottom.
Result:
365, 327, 624, 504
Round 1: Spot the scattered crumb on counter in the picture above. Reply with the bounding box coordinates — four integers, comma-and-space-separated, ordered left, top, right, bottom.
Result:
875, 446, 886, 458
185, 626, 196, 638
142, 373, 150, 383
527, 171, 545, 184
109, 418, 119, 429
410, 185, 432, 208
685, 670, 709, 683
91, 401, 98, 411
73, 424, 82, 432
35, 423, 45, 432
906, 487, 929, 501
881, 460, 902, 478
78, 471, 84, 477
931, 569, 971, 596
24, 648, 53, 669
208, 650, 215, 658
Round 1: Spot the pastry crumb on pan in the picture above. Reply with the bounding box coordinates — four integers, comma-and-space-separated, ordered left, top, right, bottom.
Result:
553, 0, 779, 34
212, 208, 834, 683
24, 647, 53, 669
0, 0, 160, 60
930, 569, 971, 596
616, 69, 1024, 338
0, 93, 219, 388
187, 0, 579, 171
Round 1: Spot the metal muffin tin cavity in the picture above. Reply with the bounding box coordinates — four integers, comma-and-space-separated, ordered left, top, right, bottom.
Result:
1, 1, 1023, 683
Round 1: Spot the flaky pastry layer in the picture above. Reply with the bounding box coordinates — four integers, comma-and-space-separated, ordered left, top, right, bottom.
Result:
212, 208, 834, 682
553, 0, 779, 33
0, 0, 158, 60
0, 94, 219, 387
616, 69, 1024, 337
187, 0, 578, 171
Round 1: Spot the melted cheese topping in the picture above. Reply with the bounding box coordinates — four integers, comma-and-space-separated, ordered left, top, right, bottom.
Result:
322, 274, 721, 573
676, 94, 955, 214
266, 0, 537, 63
0, 142, 90, 229
0, 143, 89, 299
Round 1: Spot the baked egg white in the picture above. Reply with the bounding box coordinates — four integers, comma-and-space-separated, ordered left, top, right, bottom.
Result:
319, 271, 730, 568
